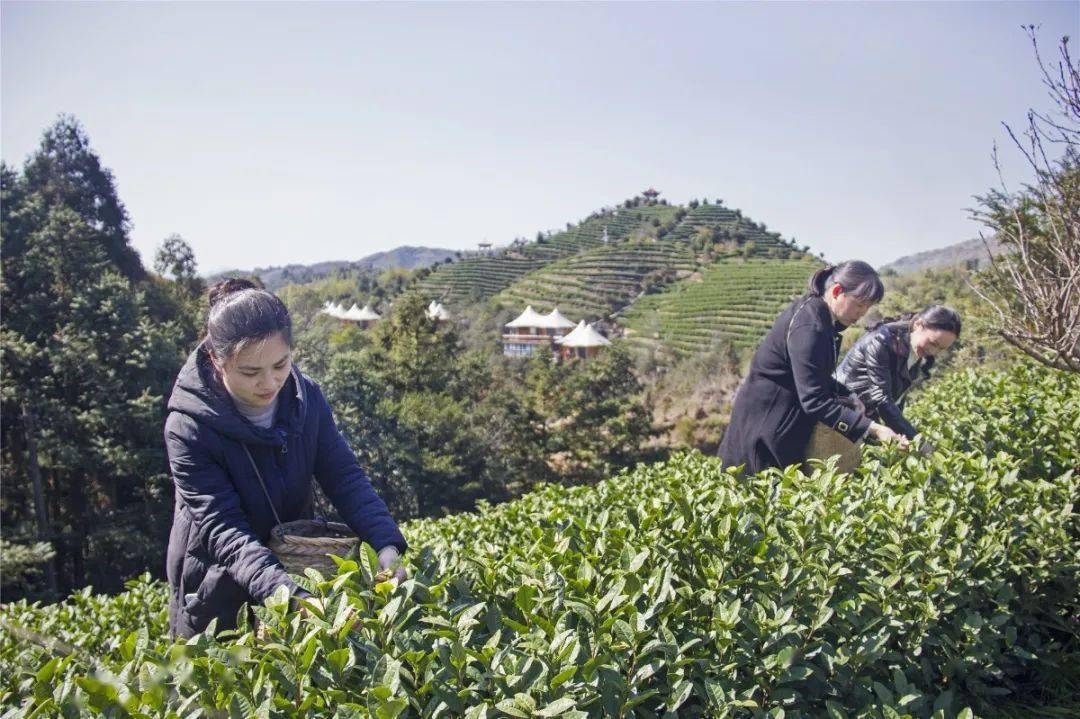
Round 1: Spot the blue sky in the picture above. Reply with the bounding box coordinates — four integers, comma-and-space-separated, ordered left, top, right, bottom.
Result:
2, 1, 1076, 273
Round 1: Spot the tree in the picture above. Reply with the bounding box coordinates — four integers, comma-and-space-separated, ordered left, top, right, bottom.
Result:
20, 115, 143, 280
546, 347, 652, 484
154, 234, 204, 297
323, 294, 548, 518
1, 119, 195, 600
970, 30, 1080, 372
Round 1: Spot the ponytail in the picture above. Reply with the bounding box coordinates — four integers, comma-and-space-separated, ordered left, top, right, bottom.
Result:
808, 260, 884, 303
808, 265, 837, 296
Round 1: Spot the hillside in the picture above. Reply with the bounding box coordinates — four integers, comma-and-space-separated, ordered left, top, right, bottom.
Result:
417, 200, 801, 309
2, 364, 1076, 718
357, 245, 459, 271
619, 258, 818, 357
207, 245, 457, 291
488, 204, 802, 323
494, 239, 697, 319
880, 237, 1001, 275
416, 203, 684, 306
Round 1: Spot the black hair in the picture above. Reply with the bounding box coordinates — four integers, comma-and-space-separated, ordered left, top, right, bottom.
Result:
869, 304, 962, 337
205, 278, 292, 360
808, 260, 885, 304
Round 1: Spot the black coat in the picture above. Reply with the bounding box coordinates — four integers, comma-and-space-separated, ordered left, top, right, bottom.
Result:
164, 342, 407, 638
834, 321, 934, 439
718, 294, 871, 473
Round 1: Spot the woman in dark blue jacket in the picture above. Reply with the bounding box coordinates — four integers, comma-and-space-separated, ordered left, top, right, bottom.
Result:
835, 305, 961, 440
165, 279, 406, 638
719, 261, 909, 474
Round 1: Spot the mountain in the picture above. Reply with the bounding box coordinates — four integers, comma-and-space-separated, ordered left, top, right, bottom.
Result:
414, 195, 820, 360
205, 245, 457, 291
880, 237, 1001, 275
358, 245, 458, 271
418, 200, 806, 310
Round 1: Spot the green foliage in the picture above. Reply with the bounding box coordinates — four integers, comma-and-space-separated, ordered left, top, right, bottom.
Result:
0, 539, 56, 593
0, 118, 200, 601
495, 240, 695, 319
538, 346, 653, 484
153, 234, 205, 298
620, 259, 815, 358
2, 364, 1075, 718
322, 293, 551, 519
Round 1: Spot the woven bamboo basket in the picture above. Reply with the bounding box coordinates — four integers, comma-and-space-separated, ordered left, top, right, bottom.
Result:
266, 519, 359, 576
804, 422, 862, 474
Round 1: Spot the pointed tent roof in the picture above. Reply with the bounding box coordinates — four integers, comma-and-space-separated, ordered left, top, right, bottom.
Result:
344, 303, 363, 320
543, 307, 576, 330
426, 302, 451, 321
506, 305, 547, 328
354, 305, 381, 321
555, 321, 612, 348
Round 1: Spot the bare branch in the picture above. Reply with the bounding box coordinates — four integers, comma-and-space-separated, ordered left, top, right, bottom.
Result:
970, 30, 1080, 373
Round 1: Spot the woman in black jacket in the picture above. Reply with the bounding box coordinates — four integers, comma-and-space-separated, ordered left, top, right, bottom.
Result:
835, 305, 961, 440
165, 279, 407, 638
719, 261, 909, 474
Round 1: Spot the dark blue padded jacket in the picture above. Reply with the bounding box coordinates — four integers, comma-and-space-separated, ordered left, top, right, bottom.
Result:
164, 341, 406, 638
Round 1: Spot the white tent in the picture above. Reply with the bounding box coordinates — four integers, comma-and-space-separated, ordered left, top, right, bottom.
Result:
543, 307, 576, 331
344, 303, 364, 320
427, 301, 451, 321
555, 320, 612, 348
506, 305, 547, 329
354, 305, 381, 322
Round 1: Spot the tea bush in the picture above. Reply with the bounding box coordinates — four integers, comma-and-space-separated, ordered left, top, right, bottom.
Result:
1, 364, 1076, 718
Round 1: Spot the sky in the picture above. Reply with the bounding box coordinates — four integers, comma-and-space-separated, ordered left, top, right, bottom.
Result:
2, 2, 1077, 274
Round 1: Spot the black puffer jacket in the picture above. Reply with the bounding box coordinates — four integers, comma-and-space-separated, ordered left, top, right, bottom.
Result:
834, 321, 934, 439
164, 341, 407, 638
718, 294, 871, 474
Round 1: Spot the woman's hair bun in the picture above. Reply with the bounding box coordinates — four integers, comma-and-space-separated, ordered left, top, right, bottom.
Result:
208, 278, 259, 309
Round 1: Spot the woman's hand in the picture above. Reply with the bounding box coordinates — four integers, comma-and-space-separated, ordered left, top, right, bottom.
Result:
375, 546, 407, 584
869, 422, 911, 450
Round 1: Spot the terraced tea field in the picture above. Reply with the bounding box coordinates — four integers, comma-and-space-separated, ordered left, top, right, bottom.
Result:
416, 205, 682, 305
494, 240, 697, 319
619, 259, 817, 356
416, 200, 800, 311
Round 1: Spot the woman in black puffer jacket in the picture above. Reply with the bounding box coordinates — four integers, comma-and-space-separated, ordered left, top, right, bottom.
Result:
164, 279, 407, 639
835, 305, 961, 440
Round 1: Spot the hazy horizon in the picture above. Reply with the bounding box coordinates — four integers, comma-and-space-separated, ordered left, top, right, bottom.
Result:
3, 1, 1077, 274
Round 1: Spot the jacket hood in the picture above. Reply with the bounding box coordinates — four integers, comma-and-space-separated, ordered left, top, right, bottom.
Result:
166, 340, 307, 446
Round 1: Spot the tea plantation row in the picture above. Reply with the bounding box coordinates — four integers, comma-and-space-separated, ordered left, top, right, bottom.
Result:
1, 364, 1076, 718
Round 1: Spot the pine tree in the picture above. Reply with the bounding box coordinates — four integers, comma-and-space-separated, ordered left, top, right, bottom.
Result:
1, 118, 196, 599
